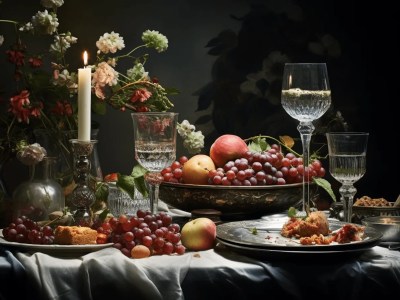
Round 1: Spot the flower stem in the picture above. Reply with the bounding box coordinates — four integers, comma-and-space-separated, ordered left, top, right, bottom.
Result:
0, 20, 18, 25
117, 44, 146, 59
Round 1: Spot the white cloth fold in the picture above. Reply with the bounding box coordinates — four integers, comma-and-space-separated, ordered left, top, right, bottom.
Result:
16, 247, 192, 300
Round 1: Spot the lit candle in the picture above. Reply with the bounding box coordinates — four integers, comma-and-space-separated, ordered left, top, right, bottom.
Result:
78, 51, 92, 141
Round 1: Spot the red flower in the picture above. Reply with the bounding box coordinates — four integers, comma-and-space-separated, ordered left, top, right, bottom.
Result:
28, 56, 43, 68
9, 90, 31, 123
135, 106, 150, 112
30, 102, 43, 118
52, 100, 73, 116
130, 88, 152, 103
6, 50, 25, 66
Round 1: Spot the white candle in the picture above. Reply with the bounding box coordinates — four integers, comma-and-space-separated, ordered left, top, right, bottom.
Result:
78, 51, 91, 141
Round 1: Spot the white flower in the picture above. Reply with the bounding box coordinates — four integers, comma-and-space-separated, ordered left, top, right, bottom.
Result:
16, 143, 47, 166
19, 22, 34, 32
0, 35, 4, 47
183, 131, 204, 154
52, 69, 77, 92
96, 31, 125, 54
107, 58, 117, 67
142, 30, 168, 53
127, 63, 148, 81
177, 120, 204, 154
49, 32, 77, 53
177, 120, 196, 138
40, 0, 64, 9
31, 10, 59, 35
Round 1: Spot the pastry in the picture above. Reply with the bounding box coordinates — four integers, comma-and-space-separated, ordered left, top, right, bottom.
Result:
54, 226, 98, 245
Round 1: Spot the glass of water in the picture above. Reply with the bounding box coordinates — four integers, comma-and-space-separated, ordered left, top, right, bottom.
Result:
131, 112, 178, 214
326, 132, 369, 223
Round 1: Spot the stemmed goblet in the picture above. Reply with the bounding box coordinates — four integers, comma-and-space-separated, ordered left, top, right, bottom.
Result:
326, 132, 369, 223
281, 63, 331, 212
131, 112, 178, 214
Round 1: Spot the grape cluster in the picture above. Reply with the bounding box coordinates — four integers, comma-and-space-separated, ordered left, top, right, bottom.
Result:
2, 216, 55, 244
94, 210, 186, 258
162, 144, 325, 186
161, 156, 188, 183
208, 146, 325, 186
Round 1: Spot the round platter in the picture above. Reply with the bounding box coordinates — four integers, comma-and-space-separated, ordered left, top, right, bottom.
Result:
0, 229, 113, 256
216, 218, 382, 258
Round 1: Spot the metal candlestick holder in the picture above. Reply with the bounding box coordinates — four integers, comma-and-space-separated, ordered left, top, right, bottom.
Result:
70, 139, 97, 226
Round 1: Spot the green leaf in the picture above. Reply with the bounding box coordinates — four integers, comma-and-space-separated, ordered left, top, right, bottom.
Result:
250, 227, 258, 235
248, 140, 263, 152
288, 206, 297, 218
247, 136, 269, 152
131, 164, 148, 178
134, 176, 148, 198
95, 182, 109, 202
98, 208, 110, 222
313, 177, 337, 202
116, 173, 137, 199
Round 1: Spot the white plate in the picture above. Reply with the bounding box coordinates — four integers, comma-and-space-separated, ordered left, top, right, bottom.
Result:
0, 229, 113, 255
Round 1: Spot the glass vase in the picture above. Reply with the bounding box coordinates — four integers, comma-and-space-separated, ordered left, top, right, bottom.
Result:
12, 157, 65, 221
107, 183, 150, 217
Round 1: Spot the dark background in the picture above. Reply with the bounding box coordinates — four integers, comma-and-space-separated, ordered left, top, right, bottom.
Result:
1, 0, 399, 201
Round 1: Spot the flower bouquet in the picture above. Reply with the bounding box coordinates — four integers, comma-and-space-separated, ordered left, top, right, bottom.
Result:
0, 0, 205, 209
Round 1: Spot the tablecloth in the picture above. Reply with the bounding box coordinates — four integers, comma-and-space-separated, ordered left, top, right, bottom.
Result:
1, 244, 400, 300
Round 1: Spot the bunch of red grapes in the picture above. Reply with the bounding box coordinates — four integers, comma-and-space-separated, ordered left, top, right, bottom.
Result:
2, 216, 55, 244
161, 144, 325, 186
94, 210, 186, 258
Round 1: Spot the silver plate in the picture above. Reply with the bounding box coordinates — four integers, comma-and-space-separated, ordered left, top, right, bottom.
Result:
216, 219, 382, 253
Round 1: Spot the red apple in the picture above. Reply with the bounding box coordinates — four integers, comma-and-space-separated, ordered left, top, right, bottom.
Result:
182, 154, 215, 185
209, 134, 249, 167
181, 217, 217, 251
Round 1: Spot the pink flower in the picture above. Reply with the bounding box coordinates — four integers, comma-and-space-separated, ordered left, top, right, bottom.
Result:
92, 62, 118, 87
94, 83, 106, 100
9, 90, 31, 123
130, 88, 152, 103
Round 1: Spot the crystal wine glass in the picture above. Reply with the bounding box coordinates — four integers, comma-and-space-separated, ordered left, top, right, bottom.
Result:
281, 63, 331, 212
326, 132, 369, 223
131, 112, 178, 214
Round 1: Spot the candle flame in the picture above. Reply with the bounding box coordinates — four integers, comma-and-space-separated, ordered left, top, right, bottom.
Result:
83, 51, 88, 66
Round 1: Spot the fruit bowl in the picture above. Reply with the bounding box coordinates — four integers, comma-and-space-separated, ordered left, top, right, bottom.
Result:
159, 182, 317, 219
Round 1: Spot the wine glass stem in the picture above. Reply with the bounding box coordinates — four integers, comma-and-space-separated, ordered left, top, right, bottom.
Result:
339, 184, 356, 223
297, 121, 315, 211
145, 172, 162, 214
148, 183, 160, 214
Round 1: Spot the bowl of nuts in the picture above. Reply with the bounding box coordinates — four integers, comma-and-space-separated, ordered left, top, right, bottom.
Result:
352, 196, 400, 223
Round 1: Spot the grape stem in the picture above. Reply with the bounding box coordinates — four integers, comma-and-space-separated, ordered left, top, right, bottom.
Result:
243, 135, 302, 157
